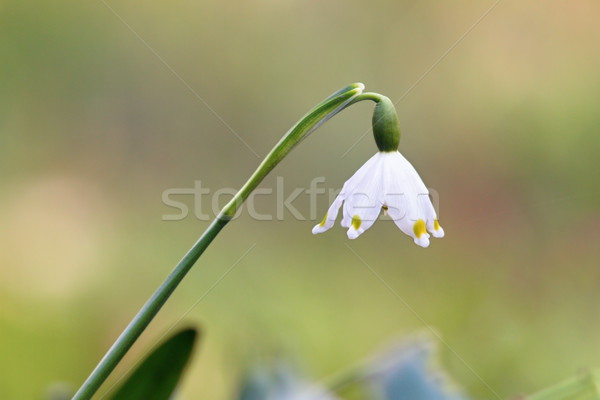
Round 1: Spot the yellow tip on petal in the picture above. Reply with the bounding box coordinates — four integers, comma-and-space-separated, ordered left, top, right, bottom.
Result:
434, 219, 441, 231
413, 219, 427, 238
319, 212, 328, 227
351, 215, 362, 230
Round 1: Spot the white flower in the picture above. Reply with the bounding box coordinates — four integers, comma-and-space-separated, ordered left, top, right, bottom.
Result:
312, 151, 444, 247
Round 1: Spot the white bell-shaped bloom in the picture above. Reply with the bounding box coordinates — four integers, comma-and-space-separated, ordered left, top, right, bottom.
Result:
312, 151, 444, 247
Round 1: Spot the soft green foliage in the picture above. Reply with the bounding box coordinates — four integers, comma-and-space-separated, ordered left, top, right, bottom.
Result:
235, 364, 340, 400
325, 339, 468, 400
105, 332, 600, 400
236, 369, 273, 400
234, 344, 600, 400
108, 328, 199, 400
360, 342, 467, 400
232, 339, 467, 400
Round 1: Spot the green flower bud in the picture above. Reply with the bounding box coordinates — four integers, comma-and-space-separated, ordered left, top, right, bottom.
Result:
372, 96, 400, 152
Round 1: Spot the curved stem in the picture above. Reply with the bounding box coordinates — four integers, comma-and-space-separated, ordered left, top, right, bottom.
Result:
72, 83, 367, 399
350, 92, 385, 104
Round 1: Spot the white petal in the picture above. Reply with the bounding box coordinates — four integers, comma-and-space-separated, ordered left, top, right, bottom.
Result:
341, 152, 384, 191
340, 214, 351, 228
314, 153, 385, 235
386, 203, 415, 238
415, 194, 443, 239
382, 152, 435, 247
429, 219, 445, 238
343, 201, 382, 239
341, 154, 387, 239
414, 234, 431, 248
312, 150, 443, 246
312, 194, 344, 234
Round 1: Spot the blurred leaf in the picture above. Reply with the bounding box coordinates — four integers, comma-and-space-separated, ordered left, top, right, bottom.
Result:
326, 338, 468, 400
364, 340, 468, 400
108, 327, 199, 400
525, 370, 600, 400
237, 368, 274, 400
236, 362, 339, 400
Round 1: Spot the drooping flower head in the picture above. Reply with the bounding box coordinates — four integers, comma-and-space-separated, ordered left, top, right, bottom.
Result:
312, 95, 444, 247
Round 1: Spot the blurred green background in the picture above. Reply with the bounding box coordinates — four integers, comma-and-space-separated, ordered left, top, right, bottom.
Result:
1, 0, 599, 399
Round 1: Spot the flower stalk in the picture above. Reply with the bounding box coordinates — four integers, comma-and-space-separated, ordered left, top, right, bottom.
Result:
72, 83, 367, 399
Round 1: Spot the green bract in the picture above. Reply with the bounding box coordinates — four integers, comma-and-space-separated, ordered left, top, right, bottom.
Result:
372, 95, 401, 152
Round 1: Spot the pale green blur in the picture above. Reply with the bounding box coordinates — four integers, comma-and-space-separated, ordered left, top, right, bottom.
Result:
1, 1, 599, 399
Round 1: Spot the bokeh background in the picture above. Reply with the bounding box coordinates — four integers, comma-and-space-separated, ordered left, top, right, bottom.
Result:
1, 0, 599, 399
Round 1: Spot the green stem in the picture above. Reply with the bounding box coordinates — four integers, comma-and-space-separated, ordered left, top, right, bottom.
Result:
72, 218, 227, 400
350, 92, 385, 104
72, 83, 365, 400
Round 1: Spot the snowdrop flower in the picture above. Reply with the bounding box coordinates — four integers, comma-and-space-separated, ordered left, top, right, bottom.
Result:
312, 95, 444, 247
